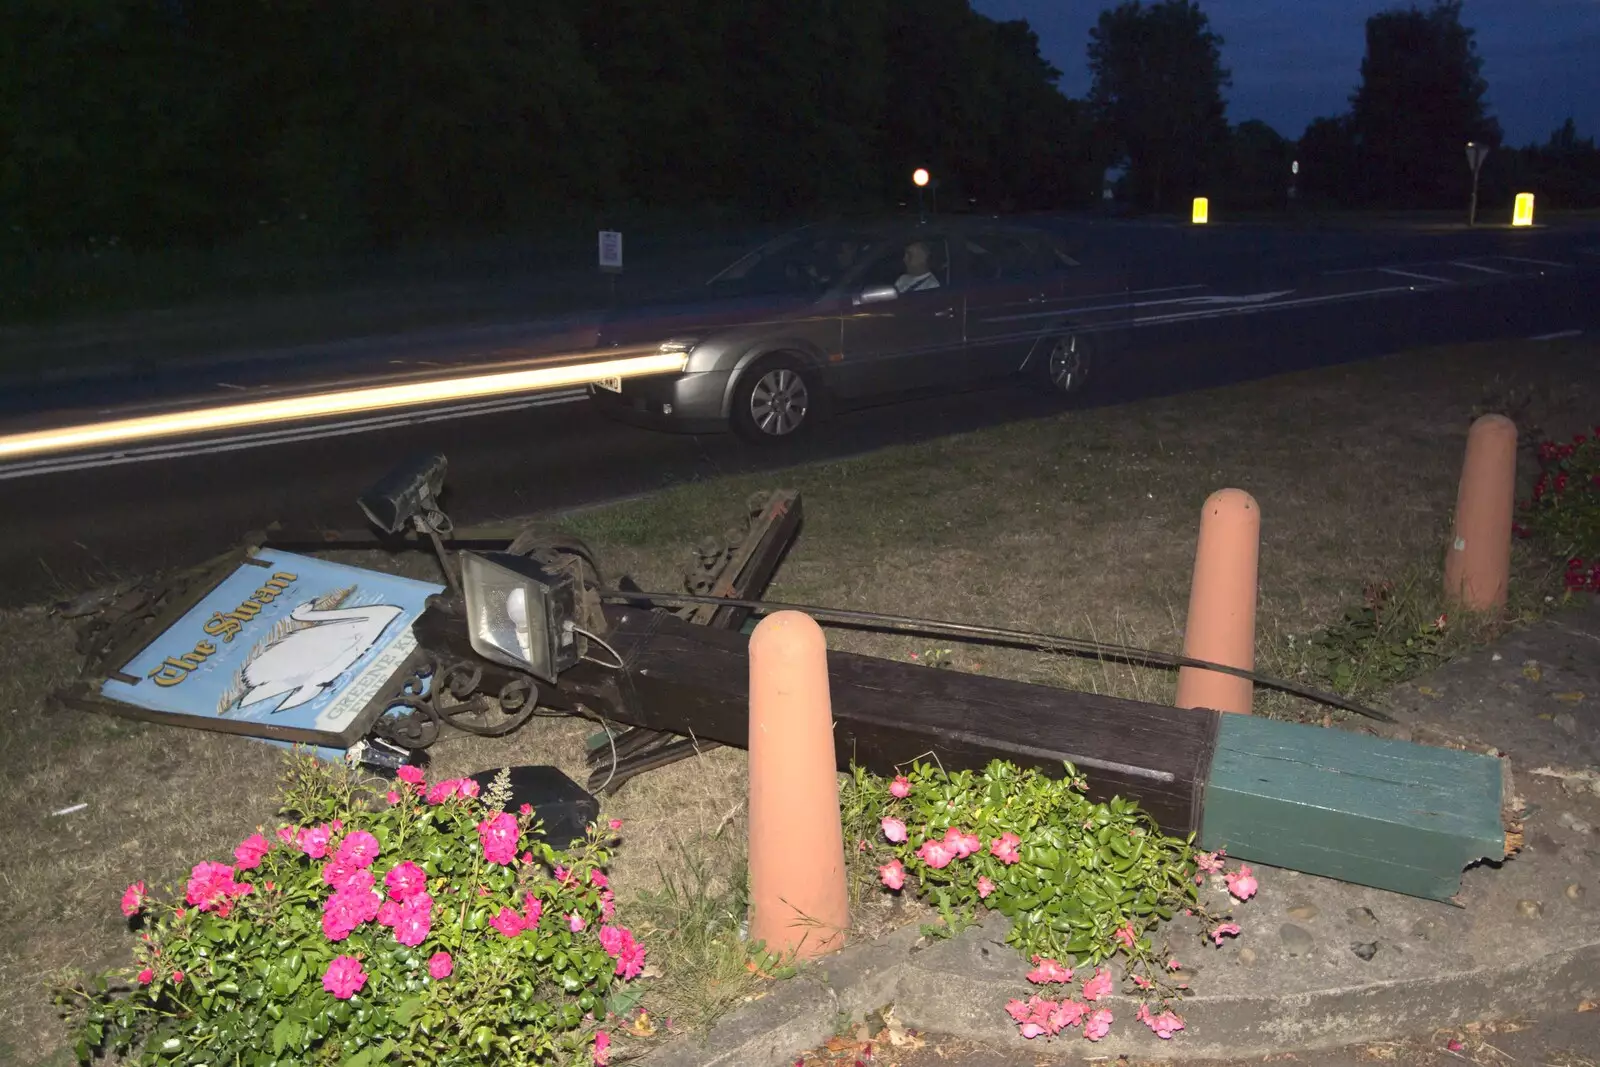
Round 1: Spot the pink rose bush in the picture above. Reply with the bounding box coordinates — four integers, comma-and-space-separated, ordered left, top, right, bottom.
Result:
68, 755, 642, 1066
844, 758, 1260, 1047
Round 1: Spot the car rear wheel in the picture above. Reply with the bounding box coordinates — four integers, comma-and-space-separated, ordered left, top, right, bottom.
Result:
731, 355, 817, 444
1038, 331, 1093, 400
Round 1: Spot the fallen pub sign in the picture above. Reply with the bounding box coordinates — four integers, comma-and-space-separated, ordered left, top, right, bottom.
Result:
52, 452, 1514, 904
85, 551, 442, 749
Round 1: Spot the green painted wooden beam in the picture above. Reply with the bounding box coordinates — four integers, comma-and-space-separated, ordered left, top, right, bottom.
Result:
1199, 713, 1505, 902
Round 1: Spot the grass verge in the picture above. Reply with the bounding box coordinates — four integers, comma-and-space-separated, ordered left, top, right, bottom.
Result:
2, 335, 1596, 1063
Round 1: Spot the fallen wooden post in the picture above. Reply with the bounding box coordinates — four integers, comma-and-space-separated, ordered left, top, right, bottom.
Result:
559, 607, 1509, 902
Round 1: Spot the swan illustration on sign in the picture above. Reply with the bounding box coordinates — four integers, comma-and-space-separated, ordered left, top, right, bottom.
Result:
228, 592, 404, 714
99, 550, 445, 746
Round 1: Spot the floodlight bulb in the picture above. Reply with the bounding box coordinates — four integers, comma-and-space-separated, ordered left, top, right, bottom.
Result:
506, 587, 528, 629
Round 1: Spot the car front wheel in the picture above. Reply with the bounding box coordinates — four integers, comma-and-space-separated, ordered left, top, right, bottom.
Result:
730, 355, 817, 443
1039, 331, 1093, 400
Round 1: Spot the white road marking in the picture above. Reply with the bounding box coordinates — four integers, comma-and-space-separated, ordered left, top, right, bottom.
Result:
1380, 267, 1452, 284
0, 389, 589, 481
1121, 285, 1416, 329
1497, 255, 1568, 268
1449, 260, 1507, 274
1529, 329, 1583, 341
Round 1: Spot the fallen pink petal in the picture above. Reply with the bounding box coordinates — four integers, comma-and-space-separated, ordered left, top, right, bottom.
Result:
1210, 921, 1243, 945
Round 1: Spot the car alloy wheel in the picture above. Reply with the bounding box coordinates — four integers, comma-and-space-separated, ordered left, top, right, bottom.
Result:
1045, 333, 1090, 396
747, 366, 810, 437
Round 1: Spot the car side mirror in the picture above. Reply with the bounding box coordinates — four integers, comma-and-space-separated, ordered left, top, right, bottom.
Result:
853, 285, 899, 306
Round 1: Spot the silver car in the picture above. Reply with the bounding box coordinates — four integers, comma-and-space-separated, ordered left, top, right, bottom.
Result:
589, 217, 1126, 443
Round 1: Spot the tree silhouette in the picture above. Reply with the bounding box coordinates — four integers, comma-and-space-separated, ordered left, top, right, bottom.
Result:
1087, 0, 1231, 212
1347, 0, 1500, 208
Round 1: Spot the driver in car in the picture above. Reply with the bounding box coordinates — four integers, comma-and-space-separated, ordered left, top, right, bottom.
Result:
894, 241, 941, 292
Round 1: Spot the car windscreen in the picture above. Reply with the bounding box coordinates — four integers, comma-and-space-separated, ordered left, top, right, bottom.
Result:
706, 230, 879, 297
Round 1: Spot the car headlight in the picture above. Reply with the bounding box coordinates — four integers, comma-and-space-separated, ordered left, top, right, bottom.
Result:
658, 337, 703, 355
461, 551, 584, 682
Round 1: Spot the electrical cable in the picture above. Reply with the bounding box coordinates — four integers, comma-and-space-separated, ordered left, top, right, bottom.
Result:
596, 588, 1396, 723
570, 624, 626, 670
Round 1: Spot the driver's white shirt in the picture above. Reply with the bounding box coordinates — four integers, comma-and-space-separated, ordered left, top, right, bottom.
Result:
895, 271, 940, 292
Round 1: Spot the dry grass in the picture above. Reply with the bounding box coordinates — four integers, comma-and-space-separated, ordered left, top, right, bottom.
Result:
2, 335, 1597, 1064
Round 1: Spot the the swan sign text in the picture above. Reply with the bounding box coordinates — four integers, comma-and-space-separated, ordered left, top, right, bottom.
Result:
99, 551, 445, 746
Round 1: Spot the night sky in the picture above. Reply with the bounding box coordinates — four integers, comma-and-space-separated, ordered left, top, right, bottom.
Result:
971, 0, 1600, 147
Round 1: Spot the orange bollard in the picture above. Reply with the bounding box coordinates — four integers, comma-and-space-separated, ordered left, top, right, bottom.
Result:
747, 610, 849, 960
1175, 489, 1260, 715
1443, 414, 1517, 612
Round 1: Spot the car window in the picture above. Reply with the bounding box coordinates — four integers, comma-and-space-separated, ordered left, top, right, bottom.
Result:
965, 232, 1044, 282
855, 236, 950, 294
707, 231, 875, 296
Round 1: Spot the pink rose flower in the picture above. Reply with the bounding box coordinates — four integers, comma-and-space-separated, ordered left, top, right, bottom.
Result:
1194, 848, 1226, 874
275, 826, 296, 845
171, 970, 184, 984
988, 833, 1022, 865
295, 824, 333, 859
185, 862, 250, 913
1226, 864, 1259, 901
879, 859, 906, 890
523, 894, 544, 928
880, 816, 908, 843
600, 889, 616, 921
377, 899, 402, 927
1050, 999, 1086, 1030
1209, 921, 1242, 945
120, 881, 146, 917
334, 831, 380, 870
394, 897, 432, 947
477, 812, 520, 866
1005, 999, 1031, 1022
428, 951, 453, 979
459, 778, 481, 799
1026, 957, 1073, 985
322, 955, 367, 1000
426, 779, 461, 805
594, 1030, 612, 1066
1114, 922, 1137, 950
608, 818, 623, 831
322, 887, 380, 941
1081, 969, 1113, 1002
386, 791, 402, 806
568, 912, 587, 933
1083, 1008, 1113, 1042
396, 764, 425, 785
889, 775, 911, 799
233, 834, 271, 871
916, 839, 955, 869
599, 925, 647, 980
1146, 1010, 1185, 1039
519, 803, 533, 815
977, 876, 995, 900
323, 861, 375, 894
1167, 958, 1181, 970
384, 861, 427, 902
490, 906, 524, 938
136, 967, 153, 985
942, 827, 981, 859
1132, 974, 1153, 990
589, 869, 609, 890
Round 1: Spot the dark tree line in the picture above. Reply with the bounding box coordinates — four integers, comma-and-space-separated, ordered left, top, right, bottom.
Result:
0, 0, 1098, 253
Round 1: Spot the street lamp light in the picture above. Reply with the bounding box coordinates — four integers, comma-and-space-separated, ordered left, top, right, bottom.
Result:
912, 168, 930, 221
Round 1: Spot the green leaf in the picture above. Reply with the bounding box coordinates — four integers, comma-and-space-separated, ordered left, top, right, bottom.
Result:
271, 1018, 297, 1057
394, 997, 424, 1025
341, 1047, 375, 1067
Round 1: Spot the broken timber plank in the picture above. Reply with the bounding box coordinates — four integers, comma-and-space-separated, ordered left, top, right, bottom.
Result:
563, 607, 1509, 899
563, 605, 1218, 833
1197, 713, 1505, 903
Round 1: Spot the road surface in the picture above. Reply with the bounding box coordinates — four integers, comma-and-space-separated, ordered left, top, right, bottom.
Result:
0, 219, 1593, 607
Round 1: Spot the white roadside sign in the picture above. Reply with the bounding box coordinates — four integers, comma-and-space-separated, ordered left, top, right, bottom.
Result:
598, 230, 623, 273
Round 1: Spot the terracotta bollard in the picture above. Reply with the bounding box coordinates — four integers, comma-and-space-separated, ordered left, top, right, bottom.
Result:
1175, 489, 1260, 715
1443, 414, 1517, 613
747, 610, 849, 960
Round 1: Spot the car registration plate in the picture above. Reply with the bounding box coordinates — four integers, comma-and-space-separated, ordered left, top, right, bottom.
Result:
595, 377, 622, 393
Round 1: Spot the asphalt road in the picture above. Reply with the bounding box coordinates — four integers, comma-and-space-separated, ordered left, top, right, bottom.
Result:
0, 220, 1594, 607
